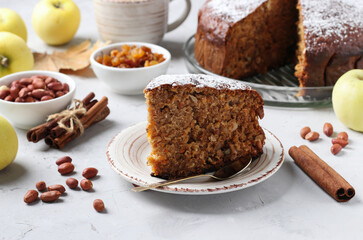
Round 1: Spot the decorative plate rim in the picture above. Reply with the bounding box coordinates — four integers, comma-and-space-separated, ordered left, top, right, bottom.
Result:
106, 121, 285, 195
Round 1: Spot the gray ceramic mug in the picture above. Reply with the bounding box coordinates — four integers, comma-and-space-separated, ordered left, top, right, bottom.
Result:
94, 0, 191, 43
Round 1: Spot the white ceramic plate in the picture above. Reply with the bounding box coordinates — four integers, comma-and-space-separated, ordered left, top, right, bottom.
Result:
107, 121, 285, 195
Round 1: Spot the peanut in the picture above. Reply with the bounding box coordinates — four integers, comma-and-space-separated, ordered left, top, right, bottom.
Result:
56, 156, 72, 165
323, 122, 333, 137
63, 83, 69, 92
41, 95, 54, 101
80, 179, 93, 191
66, 178, 78, 189
18, 88, 30, 98
337, 132, 348, 141
331, 144, 342, 155
24, 190, 39, 203
55, 91, 65, 97
332, 138, 349, 147
58, 162, 75, 175
47, 82, 63, 91
45, 77, 56, 85
10, 86, 19, 98
15, 97, 25, 102
93, 199, 105, 212
40, 191, 61, 202
48, 184, 66, 194
32, 78, 46, 89
300, 126, 311, 139
19, 78, 33, 85
305, 131, 319, 141
27, 84, 34, 91
2, 75, 69, 102
25, 96, 35, 102
0, 89, 10, 99
4, 95, 13, 101
36, 181, 47, 191
10, 80, 20, 87
32, 89, 46, 99
82, 167, 98, 179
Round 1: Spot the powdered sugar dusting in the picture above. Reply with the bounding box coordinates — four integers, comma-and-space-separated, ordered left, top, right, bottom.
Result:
145, 74, 252, 91
205, 0, 267, 23
301, 0, 363, 52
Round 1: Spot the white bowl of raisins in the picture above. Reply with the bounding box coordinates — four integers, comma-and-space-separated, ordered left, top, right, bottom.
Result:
90, 42, 170, 95
0, 71, 76, 129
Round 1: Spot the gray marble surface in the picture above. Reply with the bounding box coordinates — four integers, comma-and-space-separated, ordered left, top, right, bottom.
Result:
1, 0, 362, 239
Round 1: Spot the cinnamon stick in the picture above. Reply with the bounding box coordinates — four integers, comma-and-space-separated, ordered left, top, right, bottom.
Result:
50, 97, 97, 138
27, 92, 96, 143
49, 97, 109, 149
289, 145, 355, 202
27, 116, 62, 143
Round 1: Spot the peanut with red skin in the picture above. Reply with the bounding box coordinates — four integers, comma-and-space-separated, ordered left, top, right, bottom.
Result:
80, 179, 93, 191
55, 91, 65, 97
4, 95, 13, 101
82, 167, 98, 179
10, 80, 20, 87
41, 95, 54, 101
19, 78, 33, 85
323, 123, 333, 137
305, 131, 319, 141
58, 162, 75, 175
15, 97, 25, 102
337, 132, 348, 141
32, 89, 46, 99
300, 127, 311, 139
25, 96, 35, 102
66, 178, 78, 189
48, 184, 66, 194
27, 84, 34, 91
32, 78, 46, 89
63, 83, 69, 92
93, 199, 105, 212
0, 90, 9, 99
18, 88, 30, 98
56, 156, 72, 165
10, 86, 19, 98
331, 144, 342, 155
40, 191, 61, 202
47, 82, 63, 91
45, 77, 56, 85
332, 138, 349, 147
36, 181, 46, 191
24, 190, 39, 203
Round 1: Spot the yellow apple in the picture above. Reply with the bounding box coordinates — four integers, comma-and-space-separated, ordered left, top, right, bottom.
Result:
0, 8, 27, 42
32, 0, 80, 45
0, 32, 34, 78
332, 69, 363, 132
0, 115, 18, 171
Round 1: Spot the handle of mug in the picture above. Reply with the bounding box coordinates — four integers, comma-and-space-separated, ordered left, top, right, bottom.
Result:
167, 0, 191, 32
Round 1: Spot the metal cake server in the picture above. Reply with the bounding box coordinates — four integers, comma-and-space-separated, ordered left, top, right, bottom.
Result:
132, 158, 252, 192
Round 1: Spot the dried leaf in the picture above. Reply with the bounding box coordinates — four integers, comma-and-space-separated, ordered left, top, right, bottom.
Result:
33, 40, 111, 72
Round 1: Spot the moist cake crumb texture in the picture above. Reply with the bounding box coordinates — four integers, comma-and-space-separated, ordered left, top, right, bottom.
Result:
144, 74, 265, 179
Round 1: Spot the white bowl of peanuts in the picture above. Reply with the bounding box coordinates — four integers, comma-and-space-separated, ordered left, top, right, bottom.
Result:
0, 71, 76, 129
90, 42, 171, 95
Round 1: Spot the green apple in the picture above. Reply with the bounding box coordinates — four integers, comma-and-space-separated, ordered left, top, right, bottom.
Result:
0, 32, 34, 78
0, 8, 27, 42
32, 0, 80, 45
0, 115, 18, 171
332, 69, 363, 132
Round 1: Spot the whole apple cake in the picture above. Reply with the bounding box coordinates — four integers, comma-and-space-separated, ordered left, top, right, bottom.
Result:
195, 0, 363, 87
144, 74, 265, 179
